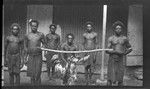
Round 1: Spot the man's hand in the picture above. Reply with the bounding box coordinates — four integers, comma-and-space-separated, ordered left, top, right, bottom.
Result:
79, 55, 90, 62
24, 48, 28, 54
124, 48, 132, 55
20, 55, 24, 68
44, 51, 47, 57
106, 49, 124, 55
96, 45, 99, 49
24, 54, 28, 65
52, 54, 59, 61
106, 50, 115, 54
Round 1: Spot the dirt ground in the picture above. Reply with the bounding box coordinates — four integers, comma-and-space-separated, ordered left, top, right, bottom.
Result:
3, 62, 143, 86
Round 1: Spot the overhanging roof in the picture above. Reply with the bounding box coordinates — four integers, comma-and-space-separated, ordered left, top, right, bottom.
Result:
3, 0, 143, 5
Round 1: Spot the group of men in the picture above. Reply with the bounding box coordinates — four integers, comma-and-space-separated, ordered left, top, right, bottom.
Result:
4, 19, 132, 86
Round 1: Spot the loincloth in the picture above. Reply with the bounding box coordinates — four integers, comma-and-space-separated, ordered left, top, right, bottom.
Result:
27, 53, 42, 77
7, 53, 21, 74
107, 54, 124, 82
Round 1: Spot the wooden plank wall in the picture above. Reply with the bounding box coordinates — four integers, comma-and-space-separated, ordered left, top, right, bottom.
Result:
127, 5, 143, 66
53, 5, 128, 66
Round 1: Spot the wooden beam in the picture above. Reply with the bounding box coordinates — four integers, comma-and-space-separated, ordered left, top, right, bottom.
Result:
3, 0, 142, 5
101, 5, 107, 80
2, 6, 4, 69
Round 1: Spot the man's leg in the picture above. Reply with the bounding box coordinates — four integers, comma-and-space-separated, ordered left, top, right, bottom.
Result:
118, 81, 123, 86
31, 77, 36, 85
51, 52, 56, 77
51, 62, 55, 77
63, 73, 68, 85
51, 67, 54, 77
63, 70, 70, 85
14, 73, 20, 86
47, 57, 53, 80
36, 76, 41, 85
89, 65, 93, 84
35, 69, 42, 85
46, 56, 50, 78
9, 73, 14, 86
117, 57, 124, 86
107, 80, 112, 86
35, 54, 42, 85
47, 65, 50, 79
85, 65, 90, 85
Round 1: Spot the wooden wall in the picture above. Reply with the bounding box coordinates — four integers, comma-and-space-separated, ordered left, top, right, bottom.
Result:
127, 5, 143, 66
53, 5, 128, 66
3, 4, 142, 66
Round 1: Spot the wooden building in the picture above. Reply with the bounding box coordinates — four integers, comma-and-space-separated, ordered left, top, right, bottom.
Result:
3, 0, 143, 69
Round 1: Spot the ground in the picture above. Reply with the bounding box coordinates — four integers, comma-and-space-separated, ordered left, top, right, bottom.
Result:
3, 62, 143, 86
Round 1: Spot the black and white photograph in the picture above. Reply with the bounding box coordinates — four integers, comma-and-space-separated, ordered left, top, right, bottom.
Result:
2, 0, 143, 87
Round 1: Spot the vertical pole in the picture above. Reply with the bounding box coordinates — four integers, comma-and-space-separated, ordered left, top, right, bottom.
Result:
25, 6, 29, 66
2, 5, 4, 86
101, 5, 107, 80
26, 20, 28, 34
26, 6, 29, 34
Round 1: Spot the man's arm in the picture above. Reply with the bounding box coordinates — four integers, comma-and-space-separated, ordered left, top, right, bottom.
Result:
78, 55, 90, 62
24, 35, 28, 53
105, 37, 116, 54
20, 37, 25, 54
105, 37, 112, 54
45, 35, 48, 48
93, 33, 98, 63
19, 37, 24, 67
44, 35, 48, 55
56, 35, 61, 50
41, 33, 48, 59
94, 33, 98, 49
82, 34, 86, 47
60, 44, 67, 63
4, 37, 9, 66
124, 38, 132, 55
23, 35, 28, 63
74, 45, 80, 58
41, 33, 47, 48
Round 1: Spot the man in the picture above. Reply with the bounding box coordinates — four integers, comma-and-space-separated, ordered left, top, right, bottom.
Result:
24, 20, 46, 85
60, 33, 78, 85
82, 21, 98, 85
4, 23, 24, 86
45, 24, 60, 80
106, 21, 132, 86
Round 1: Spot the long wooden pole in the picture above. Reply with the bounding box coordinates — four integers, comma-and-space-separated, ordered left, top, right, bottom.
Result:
101, 5, 107, 80
40, 47, 112, 53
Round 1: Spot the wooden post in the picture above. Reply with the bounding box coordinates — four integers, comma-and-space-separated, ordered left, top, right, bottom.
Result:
101, 5, 107, 81
26, 18, 29, 34
2, 5, 4, 86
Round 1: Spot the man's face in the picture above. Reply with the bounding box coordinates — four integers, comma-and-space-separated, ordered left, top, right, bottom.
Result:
30, 22, 38, 32
67, 35, 74, 44
86, 24, 92, 32
50, 25, 56, 34
115, 25, 122, 35
12, 26, 19, 36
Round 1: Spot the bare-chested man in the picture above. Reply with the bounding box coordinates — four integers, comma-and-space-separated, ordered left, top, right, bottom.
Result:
4, 23, 24, 86
24, 20, 46, 85
106, 21, 132, 86
60, 33, 78, 85
82, 21, 98, 85
45, 24, 60, 80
